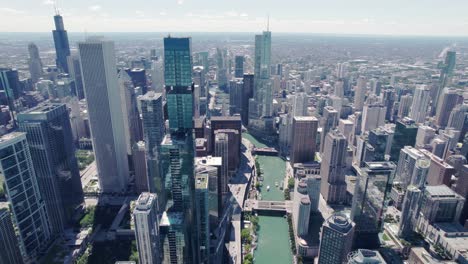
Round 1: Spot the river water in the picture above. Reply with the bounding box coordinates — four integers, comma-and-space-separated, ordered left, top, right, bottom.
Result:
242, 133, 293, 264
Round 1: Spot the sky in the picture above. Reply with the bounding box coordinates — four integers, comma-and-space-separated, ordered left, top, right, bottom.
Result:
1, 0, 468, 36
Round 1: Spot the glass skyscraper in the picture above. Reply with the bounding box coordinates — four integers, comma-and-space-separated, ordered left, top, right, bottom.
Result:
52, 14, 71, 73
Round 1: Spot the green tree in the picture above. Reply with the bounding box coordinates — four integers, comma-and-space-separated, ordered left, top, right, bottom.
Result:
241, 229, 252, 244
288, 178, 295, 189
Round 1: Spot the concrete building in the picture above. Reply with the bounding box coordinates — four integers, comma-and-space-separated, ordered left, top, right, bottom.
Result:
195, 174, 210, 264
293, 180, 311, 237
214, 132, 229, 204
409, 85, 431, 124
347, 249, 386, 264
27, 43, 43, 83
229, 79, 243, 116
435, 88, 463, 128
133, 141, 148, 193
134, 192, 161, 264
361, 101, 386, 132
0, 133, 50, 261
234, 55, 244, 78
320, 106, 339, 153
398, 185, 422, 238
320, 129, 347, 205
354, 76, 367, 111
418, 185, 464, 226
78, 38, 129, 193
318, 213, 355, 264
397, 94, 412, 119
395, 146, 427, 188
291, 116, 318, 165
415, 125, 436, 148
421, 149, 456, 186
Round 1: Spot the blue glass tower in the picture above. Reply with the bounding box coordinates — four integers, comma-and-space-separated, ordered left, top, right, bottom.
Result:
52, 14, 70, 73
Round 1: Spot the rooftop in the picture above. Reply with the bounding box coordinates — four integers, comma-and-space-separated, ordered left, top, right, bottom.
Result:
426, 185, 461, 198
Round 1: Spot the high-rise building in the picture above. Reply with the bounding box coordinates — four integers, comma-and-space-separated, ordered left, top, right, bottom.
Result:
361, 101, 386, 132
134, 192, 161, 264
415, 125, 436, 148
214, 132, 229, 203
133, 141, 149, 193
0, 208, 24, 264
395, 146, 427, 188
78, 38, 130, 193
67, 55, 85, 99
318, 213, 355, 264
195, 174, 210, 264
291, 116, 318, 164
367, 127, 393, 162
398, 185, 422, 238
320, 106, 339, 153
397, 94, 412, 119
229, 79, 243, 116
241, 73, 254, 125
293, 179, 311, 237
139, 92, 165, 195
381, 88, 395, 121
448, 104, 468, 134
164, 37, 194, 131
52, 14, 71, 73
216, 48, 228, 91
320, 129, 348, 205
435, 88, 463, 128
351, 161, 396, 247
18, 103, 84, 230
125, 68, 148, 94
390, 118, 418, 161
354, 76, 367, 111
291, 92, 309, 117
434, 51, 456, 114
234, 55, 244, 78
421, 149, 456, 186
0, 68, 20, 123
347, 249, 386, 264
409, 85, 431, 124
27, 43, 43, 83
0, 133, 50, 261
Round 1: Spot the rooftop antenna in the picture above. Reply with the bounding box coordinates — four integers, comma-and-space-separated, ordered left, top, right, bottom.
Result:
54, 0, 59, 15
267, 14, 270, 31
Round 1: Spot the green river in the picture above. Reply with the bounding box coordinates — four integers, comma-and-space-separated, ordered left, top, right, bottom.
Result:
242, 133, 293, 264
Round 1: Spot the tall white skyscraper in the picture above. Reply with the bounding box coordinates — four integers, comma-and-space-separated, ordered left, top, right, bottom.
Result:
78, 38, 129, 193
354, 76, 367, 111
134, 192, 161, 264
409, 85, 431, 123
361, 101, 386, 132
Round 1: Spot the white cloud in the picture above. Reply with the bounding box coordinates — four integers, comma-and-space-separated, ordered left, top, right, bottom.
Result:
160, 11, 167, 16
42, 0, 54, 5
89, 5, 101, 12
225, 11, 238, 17
135, 10, 144, 17
177, 0, 184, 5
240, 13, 248, 17
0, 7, 26, 15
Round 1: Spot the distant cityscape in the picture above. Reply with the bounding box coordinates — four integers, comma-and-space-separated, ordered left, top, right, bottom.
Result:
0, 5, 467, 264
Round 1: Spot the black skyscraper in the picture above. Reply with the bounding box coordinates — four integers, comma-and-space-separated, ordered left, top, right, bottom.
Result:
52, 14, 71, 73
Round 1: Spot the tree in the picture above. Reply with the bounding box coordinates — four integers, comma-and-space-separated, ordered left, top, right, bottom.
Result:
241, 229, 252, 244
288, 178, 295, 189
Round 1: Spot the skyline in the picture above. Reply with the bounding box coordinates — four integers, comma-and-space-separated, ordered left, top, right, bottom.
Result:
0, 0, 468, 36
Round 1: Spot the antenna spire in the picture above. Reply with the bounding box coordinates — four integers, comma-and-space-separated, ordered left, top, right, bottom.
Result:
54, 0, 59, 15
267, 14, 270, 31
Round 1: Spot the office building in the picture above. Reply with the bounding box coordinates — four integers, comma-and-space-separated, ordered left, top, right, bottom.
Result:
0, 208, 24, 264
420, 149, 456, 186
67, 55, 85, 99
195, 175, 210, 264
398, 185, 421, 238
0, 68, 19, 123
293, 180, 311, 237
210, 115, 241, 157
27, 43, 43, 83
234, 55, 244, 78
134, 192, 161, 264
415, 125, 436, 148
125, 68, 148, 94
361, 101, 386, 132
395, 146, 427, 188
367, 127, 393, 162
214, 132, 229, 203
318, 213, 355, 264
409, 85, 431, 124
195, 156, 221, 227
18, 103, 84, 231
291, 92, 309, 117
320, 106, 339, 153
354, 76, 366, 111
0, 133, 50, 261
241, 73, 254, 125
216, 48, 228, 90
133, 142, 149, 193
397, 94, 412, 119
435, 88, 463, 128
389, 118, 417, 161
320, 129, 347, 205
52, 14, 70, 73
434, 51, 456, 114
78, 38, 130, 193
290, 116, 318, 165
351, 162, 396, 247
448, 104, 468, 133
229, 79, 243, 116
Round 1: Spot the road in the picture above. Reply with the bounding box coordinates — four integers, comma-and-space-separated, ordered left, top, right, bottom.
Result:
80, 161, 97, 189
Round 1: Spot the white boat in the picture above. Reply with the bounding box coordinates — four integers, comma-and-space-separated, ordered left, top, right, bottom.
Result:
275, 182, 279, 187
267, 186, 270, 191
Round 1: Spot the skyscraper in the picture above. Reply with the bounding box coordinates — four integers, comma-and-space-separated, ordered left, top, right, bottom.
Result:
78, 38, 130, 193
133, 141, 149, 193
293, 180, 311, 237
409, 85, 431, 124
0, 133, 50, 261
318, 213, 355, 264
134, 192, 161, 264
229, 79, 243, 116
52, 14, 71, 73
27, 43, 43, 83
67, 55, 85, 99
290, 116, 318, 164
320, 106, 339, 153
351, 161, 396, 248
234, 55, 244, 78
390, 118, 418, 161
0, 208, 24, 264
214, 132, 229, 203
395, 146, 427, 189
195, 174, 210, 264
354, 76, 367, 111
18, 103, 84, 231
320, 129, 348, 205
435, 88, 463, 128
397, 94, 412, 119
361, 100, 386, 132
242, 73, 254, 125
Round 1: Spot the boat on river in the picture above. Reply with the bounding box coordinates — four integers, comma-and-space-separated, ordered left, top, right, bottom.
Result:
267, 186, 270, 191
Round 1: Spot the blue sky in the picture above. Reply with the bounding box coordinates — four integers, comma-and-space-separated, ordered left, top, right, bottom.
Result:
1, 0, 468, 35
